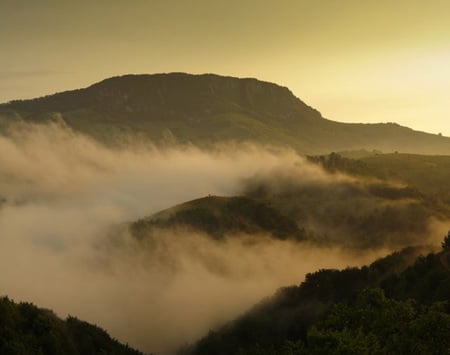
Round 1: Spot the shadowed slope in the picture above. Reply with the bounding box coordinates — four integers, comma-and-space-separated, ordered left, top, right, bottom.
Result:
0, 297, 144, 355
131, 196, 305, 240
185, 245, 450, 355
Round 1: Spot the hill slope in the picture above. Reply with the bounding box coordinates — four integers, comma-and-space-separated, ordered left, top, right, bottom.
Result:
1, 73, 450, 154
185, 245, 450, 355
0, 297, 143, 355
131, 196, 305, 240
309, 152, 450, 204
129, 173, 450, 249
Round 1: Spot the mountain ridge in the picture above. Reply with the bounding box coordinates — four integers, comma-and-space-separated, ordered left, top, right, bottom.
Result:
130, 195, 305, 241
1, 73, 450, 154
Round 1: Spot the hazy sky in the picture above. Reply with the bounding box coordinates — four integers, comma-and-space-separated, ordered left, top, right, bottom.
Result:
1, 0, 450, 135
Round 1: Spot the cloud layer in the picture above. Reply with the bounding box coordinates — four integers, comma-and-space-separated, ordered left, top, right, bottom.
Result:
0, 122, 445, 354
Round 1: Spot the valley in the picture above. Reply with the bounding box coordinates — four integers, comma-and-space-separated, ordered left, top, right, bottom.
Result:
0, 74, 449, 354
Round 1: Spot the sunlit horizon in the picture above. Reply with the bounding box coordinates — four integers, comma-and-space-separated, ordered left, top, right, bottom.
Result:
1, 0, 449, 136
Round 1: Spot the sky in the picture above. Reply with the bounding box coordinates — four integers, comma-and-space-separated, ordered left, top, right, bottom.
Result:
1, 0, 450, 135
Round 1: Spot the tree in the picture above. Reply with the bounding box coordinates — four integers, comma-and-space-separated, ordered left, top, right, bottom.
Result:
442, 231, 450, 250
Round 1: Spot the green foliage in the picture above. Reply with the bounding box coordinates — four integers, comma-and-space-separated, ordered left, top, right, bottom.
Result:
381, 252, 450, 302
0, 297, 142, 355
308, 289, 450, 355
186, 247, 450, 355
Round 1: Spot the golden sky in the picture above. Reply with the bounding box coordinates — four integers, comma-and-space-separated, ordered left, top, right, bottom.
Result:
1, 0, 450, 135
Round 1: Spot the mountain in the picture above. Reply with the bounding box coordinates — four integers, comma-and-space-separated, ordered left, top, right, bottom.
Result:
0, 297, 143, 355
184, 243, 450, 355
131, 196, 305, 240
1, 73, 450, 154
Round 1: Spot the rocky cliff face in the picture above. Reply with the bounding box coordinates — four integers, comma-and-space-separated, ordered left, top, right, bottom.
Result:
4, 73, 321, 122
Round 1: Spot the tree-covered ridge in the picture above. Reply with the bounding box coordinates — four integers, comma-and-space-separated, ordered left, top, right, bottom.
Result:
185, 243, 450, 355
308, 152, 450, 204
131, 196, 305, 240
0, 297, 144, 355
243, 167, 450, 250
238, 289, 450, 355
130, 168, 450, 250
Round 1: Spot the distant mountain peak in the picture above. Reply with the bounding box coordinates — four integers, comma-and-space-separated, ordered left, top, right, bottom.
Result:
84, 72, 322, 121
1, 73, 450, 155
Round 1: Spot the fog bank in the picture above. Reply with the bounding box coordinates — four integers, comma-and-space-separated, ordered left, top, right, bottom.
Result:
0, 122, 445, 354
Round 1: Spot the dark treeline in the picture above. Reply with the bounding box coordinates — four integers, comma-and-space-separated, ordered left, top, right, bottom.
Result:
308, 152, 450, 204
183, 236, 450, 355
131, 196, 305, 241
243, 166, 450, 250
0, 297, 144, 355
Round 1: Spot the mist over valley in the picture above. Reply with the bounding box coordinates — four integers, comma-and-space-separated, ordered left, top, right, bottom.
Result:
0, 74, 449, 354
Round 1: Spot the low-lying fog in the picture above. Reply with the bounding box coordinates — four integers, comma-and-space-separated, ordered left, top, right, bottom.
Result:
0, 122, 446, 354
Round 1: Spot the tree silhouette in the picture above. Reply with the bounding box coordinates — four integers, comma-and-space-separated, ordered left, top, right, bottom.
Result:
442, 231, 450, 250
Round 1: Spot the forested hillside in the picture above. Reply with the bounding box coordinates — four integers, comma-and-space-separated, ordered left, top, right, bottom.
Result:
185, 237, 450, 355
0, 297, 143, 355
309, 152, 450, 204
131, 196, 305, 241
